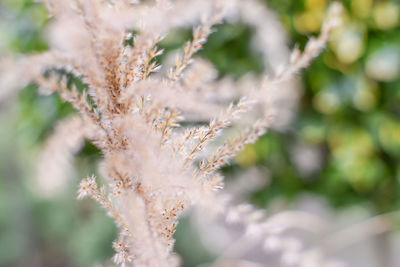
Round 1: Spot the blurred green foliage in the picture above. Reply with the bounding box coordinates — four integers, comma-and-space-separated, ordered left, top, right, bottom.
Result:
241, 0, 400, 213
1, 0, 400, 266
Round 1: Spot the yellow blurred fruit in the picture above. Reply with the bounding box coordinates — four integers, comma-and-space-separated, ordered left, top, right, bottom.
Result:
306, 0, 327, 10
373, 2, 399, 29
351, 0, 373, 18
294, 10, 324, 33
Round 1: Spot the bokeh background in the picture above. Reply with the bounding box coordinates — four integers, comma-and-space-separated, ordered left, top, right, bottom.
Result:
0, 0, 400, 266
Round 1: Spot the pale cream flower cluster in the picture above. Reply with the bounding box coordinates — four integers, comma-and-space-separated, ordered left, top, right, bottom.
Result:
2, 0, 342, 266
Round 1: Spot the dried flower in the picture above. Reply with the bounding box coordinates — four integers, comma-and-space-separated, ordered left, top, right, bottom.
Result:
2, 0, 342, 266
